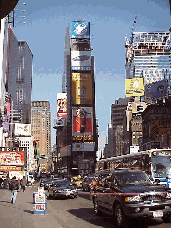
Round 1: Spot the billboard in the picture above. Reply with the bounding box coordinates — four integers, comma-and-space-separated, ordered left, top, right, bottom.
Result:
56, 117, 66, 127
71, 21, 90, 39
72, 73, 92, 105
72, 142, 95, 151
15, 124, 31, 136
0, 151, 25, 166
125, 78, 144, 97
72, 107, 93, 137
145, 80, 168, 99
57, 93, 67, 118
71, 51, 91, 71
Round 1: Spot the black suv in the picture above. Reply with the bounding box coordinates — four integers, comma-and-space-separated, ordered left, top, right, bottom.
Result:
90, 169, 171, 227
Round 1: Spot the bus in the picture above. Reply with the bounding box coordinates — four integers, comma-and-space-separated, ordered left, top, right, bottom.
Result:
96, 148, 171, 187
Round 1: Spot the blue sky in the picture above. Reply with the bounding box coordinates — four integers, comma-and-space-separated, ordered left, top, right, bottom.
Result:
13, 0, 171, 157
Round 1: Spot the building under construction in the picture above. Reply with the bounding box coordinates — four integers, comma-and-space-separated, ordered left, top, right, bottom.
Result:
125, 31, 171, 88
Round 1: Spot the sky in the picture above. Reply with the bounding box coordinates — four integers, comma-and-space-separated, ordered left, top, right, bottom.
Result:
12, 0, 171, 158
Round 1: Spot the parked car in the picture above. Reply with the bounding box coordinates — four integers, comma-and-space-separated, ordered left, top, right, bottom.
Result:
82, 175, 94, 191
90, 168, 171, 228
49, 180, 77, 199
40, 178, 54, 190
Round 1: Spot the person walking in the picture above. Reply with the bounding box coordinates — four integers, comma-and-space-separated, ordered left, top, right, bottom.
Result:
21, 176, 27, 192
9, 176, 18, 204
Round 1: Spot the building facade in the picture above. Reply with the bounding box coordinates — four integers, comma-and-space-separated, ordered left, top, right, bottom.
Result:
31, 101, 51, 156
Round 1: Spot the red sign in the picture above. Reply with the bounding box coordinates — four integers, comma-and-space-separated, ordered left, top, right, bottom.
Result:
72, 107, 93, 136
0, 166, 22, 171
35, 204, 45, 211
0, 151, 25, 166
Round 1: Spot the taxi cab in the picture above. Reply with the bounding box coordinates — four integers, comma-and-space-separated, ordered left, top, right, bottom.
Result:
71, 176, 83, 189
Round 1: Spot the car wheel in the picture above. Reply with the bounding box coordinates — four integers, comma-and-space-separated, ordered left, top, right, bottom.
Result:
114, 203, 128, 228
94, 200, 102, 216
162, 214, 171, 223
74, 194, 78, 198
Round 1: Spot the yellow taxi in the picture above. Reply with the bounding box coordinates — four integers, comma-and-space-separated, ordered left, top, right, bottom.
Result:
71, 176, 84, 189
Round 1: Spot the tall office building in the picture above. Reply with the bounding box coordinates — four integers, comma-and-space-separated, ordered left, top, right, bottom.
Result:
31, 101, 51, 156
62, 26, 70, 93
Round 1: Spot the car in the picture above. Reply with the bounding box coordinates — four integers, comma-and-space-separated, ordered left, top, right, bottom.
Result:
82, 175, 94, 191
40, 178, 54, 190
90, 168, 171, 228
71, 176, 83, 189
49, 180, 76, 199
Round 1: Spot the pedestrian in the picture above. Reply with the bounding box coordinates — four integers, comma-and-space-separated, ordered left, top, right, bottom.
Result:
9, 176, 18, 204
21, 176, 27, 192
0, 175, 3, 188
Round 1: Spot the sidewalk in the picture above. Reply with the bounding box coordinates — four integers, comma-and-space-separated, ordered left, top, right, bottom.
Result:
0, 184, 64, 228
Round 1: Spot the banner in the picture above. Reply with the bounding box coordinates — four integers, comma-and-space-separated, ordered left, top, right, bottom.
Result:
125, 78, 144, 97
72, 73, 92, 105
71, 21, 90, 39
72, 107, 93, 136
57, 93, 67, 118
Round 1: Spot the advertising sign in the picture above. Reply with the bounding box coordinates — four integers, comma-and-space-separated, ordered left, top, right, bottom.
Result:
15, 123, 31, 136
0, 166, 22, 171
57, 93, 67, 118
56, 117, 66, 127
0, 151, 25, 166
71, 51, 91, 71
125, 78, 144, 97
72, 73, 92, 105
72, 107, 93, 136
145, 80, 168, 99
35, 204, 45, 211
72, 142, 95, 151
71, 21, 90, 39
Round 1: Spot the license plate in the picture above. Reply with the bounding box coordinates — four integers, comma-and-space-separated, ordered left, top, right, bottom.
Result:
153, 211, 163, 218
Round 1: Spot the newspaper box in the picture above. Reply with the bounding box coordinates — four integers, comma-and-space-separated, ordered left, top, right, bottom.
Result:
34, 187, 47, 214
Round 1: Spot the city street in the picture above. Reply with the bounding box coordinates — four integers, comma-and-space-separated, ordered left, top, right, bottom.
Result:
0, 184, 171, 228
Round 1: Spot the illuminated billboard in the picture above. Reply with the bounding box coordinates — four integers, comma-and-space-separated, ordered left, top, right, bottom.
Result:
125, 78, 144, 97
15, 124, 31, 136
72, 107, 93, 137
71, 51, 91, 71
0, 151, 25, 166
57, 93, 67, 118
72, 73, 92, 105
145, 80, 168, 99
71, 21, 90, 39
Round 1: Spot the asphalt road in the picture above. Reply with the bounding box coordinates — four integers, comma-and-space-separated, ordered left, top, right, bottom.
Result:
0, 184, 171, 228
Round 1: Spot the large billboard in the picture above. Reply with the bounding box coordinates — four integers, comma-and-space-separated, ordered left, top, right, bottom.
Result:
71, 51, 91, 71
72, 73, 92, 105
57, 93, 67, 118
71, 21, 90, 39
0, 151, 25, 166
145, 80, 168, 99
125, 78, 144, 97
72, 107, 93, 137
15, 124, 31, 136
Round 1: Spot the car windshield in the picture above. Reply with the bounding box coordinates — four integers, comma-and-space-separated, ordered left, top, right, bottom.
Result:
114, 171, 151, 185
44, 178, 53, 182
55, 180, 72, 187
152, 155, 171, 179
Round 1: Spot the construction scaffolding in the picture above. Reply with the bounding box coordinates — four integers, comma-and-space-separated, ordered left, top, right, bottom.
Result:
125, 31, 171, 90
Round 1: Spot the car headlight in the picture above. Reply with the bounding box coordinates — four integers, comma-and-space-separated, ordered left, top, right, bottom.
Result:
125, 195, 141, 202
166, 192, 171, 199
